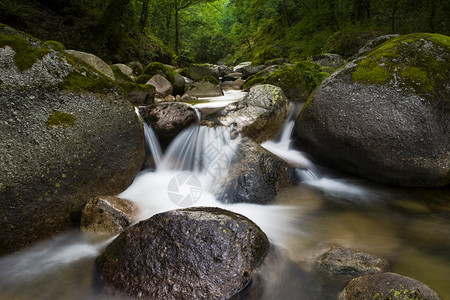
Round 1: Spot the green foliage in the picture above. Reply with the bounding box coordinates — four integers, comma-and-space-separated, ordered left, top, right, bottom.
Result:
47, 111, 76, 128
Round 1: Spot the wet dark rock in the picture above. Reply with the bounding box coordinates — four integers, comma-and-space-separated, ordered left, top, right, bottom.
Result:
314, 246, 390, 280
0, 25, 145, 254
118, 82, 155, 106
295, 33, 450, 187
81, 196, 139, 234
139, 102, 198, 148
216, 138, 298, 204
339, 272, 441, 300
96, 207, 270, 300
210, 84, 289, 143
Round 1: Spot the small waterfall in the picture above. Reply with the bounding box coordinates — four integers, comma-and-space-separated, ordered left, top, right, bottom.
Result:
158, 125, 238, 176
135, 107, 163, 168
262, 103, 321, 181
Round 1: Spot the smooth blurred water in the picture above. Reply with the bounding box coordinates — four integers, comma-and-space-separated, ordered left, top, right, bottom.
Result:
1, 104, 449, 300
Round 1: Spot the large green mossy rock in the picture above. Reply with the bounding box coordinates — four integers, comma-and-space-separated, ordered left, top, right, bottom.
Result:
0, 24, 145, 254
295, 33, 450, 187
96, 207, 270, 299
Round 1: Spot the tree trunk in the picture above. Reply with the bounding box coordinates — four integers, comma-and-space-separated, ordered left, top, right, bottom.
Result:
139, 0, 150, 31
175, 0, 179, 55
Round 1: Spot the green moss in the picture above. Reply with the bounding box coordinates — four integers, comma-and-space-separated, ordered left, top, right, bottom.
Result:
119, 82, 155, 93
143, 62, 176, 84
60, 72, 113, 92
111, 65, 134, 83
351, 33, 450, 102
0, 33, 51, 71
44, 40, 65, 52
47, 111, 76, 128
136, 73, 152, 84
243, 77, 266, 90
194, 76, 219, 85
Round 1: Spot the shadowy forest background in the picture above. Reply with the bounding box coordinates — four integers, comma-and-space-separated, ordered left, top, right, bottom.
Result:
1, 0, 449, 65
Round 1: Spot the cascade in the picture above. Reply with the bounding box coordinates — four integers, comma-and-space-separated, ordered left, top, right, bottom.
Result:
135, 108, 163, 168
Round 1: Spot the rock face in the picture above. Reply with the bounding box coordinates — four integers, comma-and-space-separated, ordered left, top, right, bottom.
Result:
212, 84, 289, 143
147, 74, 173, 98
185, 76, 223, 97
65, 49, 115, 80
314, 246, 390, 279
216, 138, 298, 204
96, 207, 270, 300
139, 103, 199, 148
0, 25, 145, 254
339, 272, 441, 300
312, 53, 346, 69
81, 196, 139, 234
295, 33, 450, 187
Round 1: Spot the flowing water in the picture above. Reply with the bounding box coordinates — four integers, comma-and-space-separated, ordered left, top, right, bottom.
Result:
1, 102, 449, 299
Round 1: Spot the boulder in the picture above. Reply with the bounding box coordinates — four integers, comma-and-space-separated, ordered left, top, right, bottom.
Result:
314, 246, 390, 279
112, 63, 135, 81
147, 74, 173, 98
339, 272, 441, 300
295, 33, 450, 187
233, 61, 252, 72
188, 63, 220, 80
353, 34, 400, 59
96, 207, 270, 300
118, 82, 155, 106
81, 196, 139, 234
222, 80, 241, 91
128, 61, 143, 76
173, 72, 186, 95
218, 65, 233, 77
241, 65, 266, 79
0, 25, 145, 254
215, 138, 298, 204
65, 49, 115, 80
139, 102, 199, 148
312, 53, 346, 69
185, 76, 223, 97
223, 72, 242, 81
210, 84, 289, 143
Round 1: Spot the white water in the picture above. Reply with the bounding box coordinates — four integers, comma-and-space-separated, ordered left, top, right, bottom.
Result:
135, 107, 163, 168
193, 90, 247, 117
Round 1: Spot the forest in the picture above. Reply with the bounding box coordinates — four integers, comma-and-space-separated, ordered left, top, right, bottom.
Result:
1, 0, 449, 65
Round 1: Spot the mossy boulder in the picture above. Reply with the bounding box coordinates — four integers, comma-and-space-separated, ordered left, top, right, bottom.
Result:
244, 62, 330, 102
188, 63, 220, 80
295, 33, 450, 187
339, 272, 441, 300
0, 24, 145, 254
118, 82, 155, 106
143, 62, 176, 84
111, 64, 135, 83
65, 49, 115, 81
96, 207, 270, 299
208, 84, 289, 143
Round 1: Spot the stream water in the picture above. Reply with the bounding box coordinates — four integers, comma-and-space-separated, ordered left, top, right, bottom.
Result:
0, 97, 449, 299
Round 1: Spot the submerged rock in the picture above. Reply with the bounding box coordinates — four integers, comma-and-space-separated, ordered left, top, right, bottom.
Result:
314, 246, 390, 280
216, 138, 298, 204
81, 196, 139, 234
139, 102, 199, 148
339, 272, 441, 300
295, 33, 450, 187
96, 207, 270, 300
211, 84, 289, 143
0, 25, 144, 254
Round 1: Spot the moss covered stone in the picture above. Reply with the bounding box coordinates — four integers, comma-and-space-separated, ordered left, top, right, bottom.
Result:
136, 73, 152, 84
352, 33, 450, 102
0, 32, 51, 71
111, 65, 134, 83
46, 111, 76, 128
194, 75, 219, 85
143, 62, 176, 84
44, 40, 66, 52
